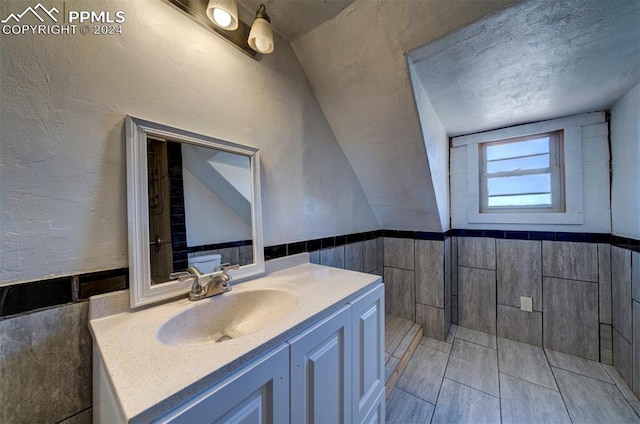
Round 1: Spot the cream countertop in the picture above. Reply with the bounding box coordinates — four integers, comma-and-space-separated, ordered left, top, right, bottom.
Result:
89, 257, 381, 423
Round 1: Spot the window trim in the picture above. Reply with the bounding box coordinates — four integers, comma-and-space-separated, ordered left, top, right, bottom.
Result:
479, 130, 565, 213
454, 116, 586, 225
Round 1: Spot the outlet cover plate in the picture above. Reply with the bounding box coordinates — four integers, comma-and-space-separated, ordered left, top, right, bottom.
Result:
520, 296, 533, 312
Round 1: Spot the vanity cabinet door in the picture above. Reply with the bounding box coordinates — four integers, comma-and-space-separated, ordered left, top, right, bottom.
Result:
156, 344, 289, 424
289, 305, 352, 424
361, 389, 385, 424
349, 284, 385, 424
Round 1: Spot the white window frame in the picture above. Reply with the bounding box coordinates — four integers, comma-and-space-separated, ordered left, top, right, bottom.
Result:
479, 131, 565, 213
452, 115, 587, 225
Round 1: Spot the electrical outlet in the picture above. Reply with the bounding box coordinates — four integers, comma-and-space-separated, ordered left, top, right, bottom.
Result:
520, 296, 533, 312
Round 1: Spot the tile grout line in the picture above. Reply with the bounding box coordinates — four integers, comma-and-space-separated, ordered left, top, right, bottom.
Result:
497, 330, 503, 424
454, 237, 458, 325
383, 265, 416, 272
393, 384, 435, 408
495, 238, 498, 361
418, 337, 452, 355
630, 251, 639, 418
454, 328, 497, 350
548, 362, 614, 384
392, 386, 436, 407
429, 334, 456, 424
597, 243, 602, 363
55, 406, 92, 424
543, 348, 575, 424
457, 264, 497, 272
602, 364, 640, 419
449, 333, 500, 398
444, 376, 501, 400
540, 240, 544, 350
497, 370, 560, 393
541, 274, 599, 285
414, 239, 417, 325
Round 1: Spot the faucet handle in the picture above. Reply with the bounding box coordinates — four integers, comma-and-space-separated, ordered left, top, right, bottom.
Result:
169, 271, 199, 285
221, 264, 240, 275
213, 263, 230, 272
219, 264, 239, 291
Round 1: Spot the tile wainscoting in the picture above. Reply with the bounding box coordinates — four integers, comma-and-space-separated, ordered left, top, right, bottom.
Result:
1, 229, 638, 422
447, 230, 639, 403
4, 229, 637, 319
0, 229, 386, 423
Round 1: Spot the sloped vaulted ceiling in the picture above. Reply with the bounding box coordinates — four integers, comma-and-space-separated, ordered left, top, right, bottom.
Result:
239, 0, 355, 41
292, 0, 515, 231
409, 0, 640, 137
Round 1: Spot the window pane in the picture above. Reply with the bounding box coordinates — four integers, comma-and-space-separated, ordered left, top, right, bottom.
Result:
486, 154, 549, 173
488, 193, 552, 207
485, 137, 549, 161
487, 173, 550, 196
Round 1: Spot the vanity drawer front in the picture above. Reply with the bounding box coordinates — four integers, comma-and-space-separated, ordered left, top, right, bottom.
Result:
288, 305, 352, 424
349, 284, 385, 424
156, 344, 289, 424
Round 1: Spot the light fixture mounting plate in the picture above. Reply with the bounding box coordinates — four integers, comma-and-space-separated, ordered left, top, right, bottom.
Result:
165, 0, 257, 58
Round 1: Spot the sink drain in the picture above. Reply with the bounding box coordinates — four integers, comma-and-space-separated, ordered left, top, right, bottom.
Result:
216, 334, 233, 342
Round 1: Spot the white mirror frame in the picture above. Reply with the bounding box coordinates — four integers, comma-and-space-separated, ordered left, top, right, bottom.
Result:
126, 116, 264, 308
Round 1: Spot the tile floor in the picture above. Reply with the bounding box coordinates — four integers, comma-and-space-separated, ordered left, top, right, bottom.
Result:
386, 314, 421, 356
386, 325, 640, 424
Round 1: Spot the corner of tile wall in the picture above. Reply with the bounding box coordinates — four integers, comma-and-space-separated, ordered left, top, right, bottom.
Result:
380, 236, 449, 340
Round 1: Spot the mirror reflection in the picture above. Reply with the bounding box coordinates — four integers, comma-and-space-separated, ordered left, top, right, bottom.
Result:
146, 137, 254, 284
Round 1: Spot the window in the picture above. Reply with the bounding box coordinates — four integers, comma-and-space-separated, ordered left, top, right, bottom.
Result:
479, 131, 564, 213
451, 112, 598, 226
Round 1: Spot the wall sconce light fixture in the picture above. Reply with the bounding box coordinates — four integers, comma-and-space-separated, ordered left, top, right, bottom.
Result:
248, 4, 274, 54
167, 0, 274, 58
206, 0, 239, 30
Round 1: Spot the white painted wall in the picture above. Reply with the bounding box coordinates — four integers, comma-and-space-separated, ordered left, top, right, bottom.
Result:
450, 112, 611, 232
292, 0, 515, 231
611, 84, 640, 240
408, 65, 450, 231
0, 0, 378, 285
208, 152, 251, 201
182, 169, 251, 247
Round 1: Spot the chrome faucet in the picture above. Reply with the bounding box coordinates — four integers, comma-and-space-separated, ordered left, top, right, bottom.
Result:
170, 264, 240, 301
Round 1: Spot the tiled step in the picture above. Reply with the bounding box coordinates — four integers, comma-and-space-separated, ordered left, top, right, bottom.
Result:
384, 314, 423, 397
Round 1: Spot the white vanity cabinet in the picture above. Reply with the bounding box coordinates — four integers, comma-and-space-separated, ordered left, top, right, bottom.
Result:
157, 344, 290, 423
349, 284, 385, 424
361, 390, 385, 424
144, 283, 384, 424
288, 283, 385, 424
289, 305, 353, 423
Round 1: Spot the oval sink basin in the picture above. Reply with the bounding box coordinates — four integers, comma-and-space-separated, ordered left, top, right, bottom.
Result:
157, 289, 299, 347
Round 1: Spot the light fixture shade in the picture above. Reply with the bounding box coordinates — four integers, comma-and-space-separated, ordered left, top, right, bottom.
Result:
206, 0, 238, 31
248, 18, 274, 53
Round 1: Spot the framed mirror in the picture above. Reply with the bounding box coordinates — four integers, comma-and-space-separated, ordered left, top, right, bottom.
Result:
126, 116, 264, 307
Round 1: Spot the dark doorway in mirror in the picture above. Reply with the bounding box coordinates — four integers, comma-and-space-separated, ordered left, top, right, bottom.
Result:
147, 139, 189, 283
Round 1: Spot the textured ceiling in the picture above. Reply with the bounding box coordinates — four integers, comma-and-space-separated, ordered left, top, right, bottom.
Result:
238, 0, 355, 41
292, 0, 515, 230
409, 0, 640, 137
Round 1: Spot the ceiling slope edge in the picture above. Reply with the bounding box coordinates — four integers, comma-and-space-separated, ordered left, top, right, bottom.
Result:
292, 0, 516, 231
